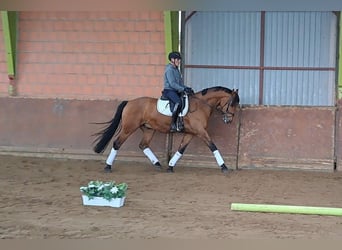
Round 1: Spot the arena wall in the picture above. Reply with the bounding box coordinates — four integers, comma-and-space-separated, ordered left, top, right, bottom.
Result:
0, 11, 168, 166
0, 11, 340, 172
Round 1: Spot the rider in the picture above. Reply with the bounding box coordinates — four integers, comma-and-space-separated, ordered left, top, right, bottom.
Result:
162, 51, 194, 132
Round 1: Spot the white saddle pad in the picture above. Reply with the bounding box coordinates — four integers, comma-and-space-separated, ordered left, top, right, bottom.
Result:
156, 96, 189, 117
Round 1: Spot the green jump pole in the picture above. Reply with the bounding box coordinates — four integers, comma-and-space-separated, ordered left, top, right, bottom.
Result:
231, 203, 342, 216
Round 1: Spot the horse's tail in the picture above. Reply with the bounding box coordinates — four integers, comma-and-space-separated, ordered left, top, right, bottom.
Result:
92, 100, 128, 154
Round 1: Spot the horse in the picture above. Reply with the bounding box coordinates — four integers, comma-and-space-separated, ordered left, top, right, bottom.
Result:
92, 86, 240, 174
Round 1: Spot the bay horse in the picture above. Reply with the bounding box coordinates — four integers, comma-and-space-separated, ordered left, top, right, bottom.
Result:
92, 86, 240, 174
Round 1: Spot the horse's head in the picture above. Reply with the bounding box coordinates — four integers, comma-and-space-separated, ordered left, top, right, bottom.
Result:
219, 89, 240, 124
198, 86, 240, 124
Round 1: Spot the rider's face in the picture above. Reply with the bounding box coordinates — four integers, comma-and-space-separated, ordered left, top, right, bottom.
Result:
172, 58, 181, 67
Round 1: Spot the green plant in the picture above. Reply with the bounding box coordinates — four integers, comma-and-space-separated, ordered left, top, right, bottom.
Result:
80, 180, 127, 201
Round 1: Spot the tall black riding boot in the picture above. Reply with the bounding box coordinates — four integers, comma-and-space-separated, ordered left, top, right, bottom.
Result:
170, 103, 179, 132
177, 116, 184, 132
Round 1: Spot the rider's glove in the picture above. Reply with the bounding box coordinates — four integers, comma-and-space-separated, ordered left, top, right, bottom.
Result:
184, 87, 194, 95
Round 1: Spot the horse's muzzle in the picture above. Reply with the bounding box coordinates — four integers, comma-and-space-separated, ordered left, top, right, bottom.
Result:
223, 114, 233, 124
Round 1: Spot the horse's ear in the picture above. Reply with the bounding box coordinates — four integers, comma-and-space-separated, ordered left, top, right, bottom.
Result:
235, 89, 239, 93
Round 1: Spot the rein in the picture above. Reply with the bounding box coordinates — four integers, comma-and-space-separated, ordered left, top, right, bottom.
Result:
218, 98, 234, 115
191, 94, 234, 115
190, 95, 214, 110
190, 93, 235, 124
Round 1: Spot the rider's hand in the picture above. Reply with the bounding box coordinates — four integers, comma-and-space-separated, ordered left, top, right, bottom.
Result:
184, 87, 194, 95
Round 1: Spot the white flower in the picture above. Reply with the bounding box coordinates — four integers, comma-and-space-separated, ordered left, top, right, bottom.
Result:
81, 180, 127, 201
110, 186, 118, 194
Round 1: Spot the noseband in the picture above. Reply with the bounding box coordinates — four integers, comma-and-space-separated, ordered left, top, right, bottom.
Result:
217, 95, 235, 124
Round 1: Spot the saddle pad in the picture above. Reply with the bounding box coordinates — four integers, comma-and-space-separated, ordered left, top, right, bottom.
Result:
156, 96, 189, 117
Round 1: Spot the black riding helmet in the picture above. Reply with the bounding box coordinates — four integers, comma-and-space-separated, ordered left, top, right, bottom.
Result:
168, 51, 182, 61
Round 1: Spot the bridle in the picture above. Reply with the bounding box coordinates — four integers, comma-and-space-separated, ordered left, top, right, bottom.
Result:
190, 92, 237, 124
216, 95, 236, 124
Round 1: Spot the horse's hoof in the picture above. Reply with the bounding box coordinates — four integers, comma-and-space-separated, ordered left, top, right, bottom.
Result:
221, 164, 230, 174
154, 162, 162, 170
104, 165, 112, 173
166, 166, 174, 173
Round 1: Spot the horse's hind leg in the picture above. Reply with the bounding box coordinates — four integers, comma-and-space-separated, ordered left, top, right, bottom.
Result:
139, 127, 161, 170
167, 133, 193, 173
104, 139, 122, 172
104, 127, 138, 172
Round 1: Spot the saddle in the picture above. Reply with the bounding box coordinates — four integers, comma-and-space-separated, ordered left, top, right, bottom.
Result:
156, 93, 189, 117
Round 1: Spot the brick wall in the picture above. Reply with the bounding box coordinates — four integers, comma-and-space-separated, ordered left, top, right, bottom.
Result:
0, 11, 168, 164
0, 16, 9, 95
6, 11, 165, 100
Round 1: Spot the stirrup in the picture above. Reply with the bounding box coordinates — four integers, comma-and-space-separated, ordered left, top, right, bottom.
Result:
170, 123, 177, 132
177, 119, 184, 132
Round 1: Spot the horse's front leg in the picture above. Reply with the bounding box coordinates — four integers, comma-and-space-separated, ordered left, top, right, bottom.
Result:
197, 130, 231, 174
167, 133, 193, 173
208, 142, 230, 174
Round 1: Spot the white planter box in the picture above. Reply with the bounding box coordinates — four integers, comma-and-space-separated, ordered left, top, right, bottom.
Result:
81, 195, 125, 207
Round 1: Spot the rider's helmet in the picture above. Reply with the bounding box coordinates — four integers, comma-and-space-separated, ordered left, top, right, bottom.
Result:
168, 51, 182, 61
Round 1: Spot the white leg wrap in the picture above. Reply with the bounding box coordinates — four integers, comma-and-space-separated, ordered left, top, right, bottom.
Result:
143, 147, 159, 164
169, 151, 183, 167
213, 150, 224, 166
106, 148, 117, 166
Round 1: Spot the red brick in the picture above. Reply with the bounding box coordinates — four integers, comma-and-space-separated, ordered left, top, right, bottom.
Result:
13, 11, 165, 99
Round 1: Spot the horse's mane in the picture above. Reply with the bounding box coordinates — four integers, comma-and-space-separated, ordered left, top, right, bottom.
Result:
200, 86, 232, 96
200, 86, 239, 106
